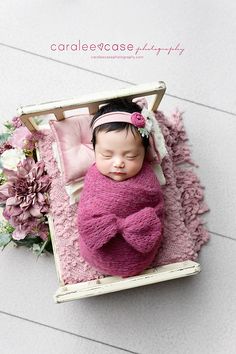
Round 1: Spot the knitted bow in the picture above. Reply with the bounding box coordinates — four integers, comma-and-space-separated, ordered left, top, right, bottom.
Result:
78, 207, 163, 254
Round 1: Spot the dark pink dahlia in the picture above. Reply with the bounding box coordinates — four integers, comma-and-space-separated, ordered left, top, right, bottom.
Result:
0, 158, 51, 226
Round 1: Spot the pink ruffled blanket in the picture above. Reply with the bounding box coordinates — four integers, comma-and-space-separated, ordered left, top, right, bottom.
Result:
77, 161, 164, 277
37, 109, 210, 285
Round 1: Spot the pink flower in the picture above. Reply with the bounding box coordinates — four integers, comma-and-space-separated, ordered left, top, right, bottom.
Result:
9, 126, 34, 150
0, 141, 13, 155
131, 112, 146, 128
0, 158, 51, 235
11, 116, 22, 128
12, 219, 49, 241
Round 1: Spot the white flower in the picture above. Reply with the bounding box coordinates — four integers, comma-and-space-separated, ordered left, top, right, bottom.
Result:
0, 148, 26, 171
145, 117, 153, 133
138, 107, 154, 137
141, 106, 168, 160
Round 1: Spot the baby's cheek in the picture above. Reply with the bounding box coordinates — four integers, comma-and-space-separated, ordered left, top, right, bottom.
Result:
95, 157, 110, 174
127, 159, 143, 176
132, 155, 144, 166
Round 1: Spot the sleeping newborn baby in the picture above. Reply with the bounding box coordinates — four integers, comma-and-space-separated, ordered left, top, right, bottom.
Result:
77, 98, 164, 277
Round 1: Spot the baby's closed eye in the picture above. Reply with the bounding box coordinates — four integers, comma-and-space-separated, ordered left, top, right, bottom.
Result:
126, 155, 138, 159
101, 153, 112, 158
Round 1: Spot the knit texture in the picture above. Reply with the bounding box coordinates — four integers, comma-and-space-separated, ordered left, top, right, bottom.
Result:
37, 109, 210, 285
77, 161, 164, 277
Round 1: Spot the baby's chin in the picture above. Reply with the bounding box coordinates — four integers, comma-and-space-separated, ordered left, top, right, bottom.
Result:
99, 171, 131, 181
108, 173, 129, 181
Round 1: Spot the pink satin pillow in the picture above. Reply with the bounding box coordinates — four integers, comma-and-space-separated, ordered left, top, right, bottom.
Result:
49, 114, 95, 185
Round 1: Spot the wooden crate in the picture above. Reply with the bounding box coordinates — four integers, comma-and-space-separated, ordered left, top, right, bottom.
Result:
17, 81, 201, 303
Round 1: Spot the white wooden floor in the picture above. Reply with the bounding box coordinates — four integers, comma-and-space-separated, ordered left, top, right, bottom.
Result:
0, 1, 236, 353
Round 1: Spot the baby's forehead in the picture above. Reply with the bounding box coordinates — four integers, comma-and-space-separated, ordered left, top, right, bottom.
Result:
96, 128, 142, 150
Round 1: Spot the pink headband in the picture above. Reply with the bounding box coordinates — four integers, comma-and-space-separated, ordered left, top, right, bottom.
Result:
92, 111, 151, 138
91, 100, 168, 165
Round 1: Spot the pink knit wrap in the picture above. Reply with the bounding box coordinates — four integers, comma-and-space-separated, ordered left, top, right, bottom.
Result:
77, 161, 164, 277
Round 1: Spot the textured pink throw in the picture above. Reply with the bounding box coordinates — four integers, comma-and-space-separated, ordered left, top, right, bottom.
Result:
77, 161, 164, 277
37, 109, 210, 285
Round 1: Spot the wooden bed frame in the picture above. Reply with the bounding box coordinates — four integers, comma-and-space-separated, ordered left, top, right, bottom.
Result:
17, 81, 201, 303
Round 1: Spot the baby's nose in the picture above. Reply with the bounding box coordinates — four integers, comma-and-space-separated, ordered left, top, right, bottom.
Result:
113, 158, 125, 168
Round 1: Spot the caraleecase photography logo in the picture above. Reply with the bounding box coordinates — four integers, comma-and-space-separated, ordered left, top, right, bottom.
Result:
50, 41, 185, 59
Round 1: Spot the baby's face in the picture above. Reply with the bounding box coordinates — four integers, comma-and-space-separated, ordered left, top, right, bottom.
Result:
94, 128, 145, 181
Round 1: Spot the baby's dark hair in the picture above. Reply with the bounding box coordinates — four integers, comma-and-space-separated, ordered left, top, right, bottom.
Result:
90, 98, 149, 151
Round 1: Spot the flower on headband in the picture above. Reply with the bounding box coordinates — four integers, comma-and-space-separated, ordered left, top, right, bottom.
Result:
131, 110, 154, 138
131, 112, 145, 128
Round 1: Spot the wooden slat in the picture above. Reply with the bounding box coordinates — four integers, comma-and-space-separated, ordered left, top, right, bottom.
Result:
54, 261, 201, 303
17, 81, 166, 131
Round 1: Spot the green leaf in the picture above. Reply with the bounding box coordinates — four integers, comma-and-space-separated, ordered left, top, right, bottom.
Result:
4, 222, 15, 234
32, 243, 41, 253
0, 233, 12, 248
13, 236, 38, 248
36, 239, 50, 260
0, 132, 11, 145
6, 232, 53, 256
3, 121, 14, 131
34, 117, 43, 125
